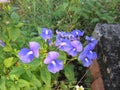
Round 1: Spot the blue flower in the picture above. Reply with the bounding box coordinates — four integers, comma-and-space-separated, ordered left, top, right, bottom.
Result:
40, 28, 53, 40
66, 40, 83, 57
0, 40, 5, 47
56, 30, 67, 38
71, 29, 84, 40
85, 36, 98, 45
44, 51, 63, 74
67, 33, 76, 40
18, 42, 40, 63
55, 38, 72, 52
78, 43, 97, 67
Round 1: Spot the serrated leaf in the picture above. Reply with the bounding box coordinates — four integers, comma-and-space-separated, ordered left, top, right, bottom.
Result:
40, 65, 51, 85
4, 57, 16, 68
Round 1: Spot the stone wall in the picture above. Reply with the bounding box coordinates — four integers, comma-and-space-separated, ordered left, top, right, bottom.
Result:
93, 23, 120, 90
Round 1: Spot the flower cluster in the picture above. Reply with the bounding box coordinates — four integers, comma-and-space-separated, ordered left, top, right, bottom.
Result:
18, 28, 98, 73
78, 36, 98, 67
55, 30, 83, 56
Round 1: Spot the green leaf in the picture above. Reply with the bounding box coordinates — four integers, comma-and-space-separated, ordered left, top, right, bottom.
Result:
40, 85, 51, 90
26, 58, 40, 71
15, 22, 24, 28
37, 27, 42, 34
58, 51, 67, 64
8, 28, 21, 41
10, 85, 20, 90
10, 66, 25, 75
40, 65, 51, 85
64, 64, 76, 82
4, 57, 16, 68
3, 46, 12, 52
0, 77, 6, 90
26, 71, 42, 88
17, 79, 30, 88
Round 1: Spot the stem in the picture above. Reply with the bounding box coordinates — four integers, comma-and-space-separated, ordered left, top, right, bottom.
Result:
73, 70, 89, 90
77, 70, 89, 85
66, 57, 77, 65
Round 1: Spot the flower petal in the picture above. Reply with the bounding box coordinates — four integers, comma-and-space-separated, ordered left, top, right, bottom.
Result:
67, 47, 78, 57
56, 39, 72, 52
29, 42, 40, 58
47, 60, 63, 73
71, 40, 83, 52
44, 51, 59, 64
87, 51, 97, 60
84, 43, 96, 51
79, 51, 87, 60
44, 57, 53, 64
71, 30, 84, 37
86, 36, 98, 45
18, 48, 34, 63
82, 58, 92, 67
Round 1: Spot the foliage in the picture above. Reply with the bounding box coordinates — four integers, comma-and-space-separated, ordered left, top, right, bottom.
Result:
0, 0, 119, 90
11, 0, 120, 34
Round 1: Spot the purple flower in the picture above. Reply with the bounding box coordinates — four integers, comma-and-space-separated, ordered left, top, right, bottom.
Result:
55, 38, 72, 52
44, 51, 59, 64
18, 48, 34, 63
56, 30, 67, 38
44, 51, 63, 74
85, 36, 98, 45
67, 33, 76, 40
78, 43, 97, 67
48, 60, 63, 74
18, 42, 40, 63
40, 28, 53, 40
0, 40, 5, 47
84, 42, 96, 51
71, 29, 84, 39
79, 51, 92, 67
66, 40, 83, 57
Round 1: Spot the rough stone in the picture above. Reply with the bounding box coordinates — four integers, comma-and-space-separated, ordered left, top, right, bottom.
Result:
93, 23, 120, 90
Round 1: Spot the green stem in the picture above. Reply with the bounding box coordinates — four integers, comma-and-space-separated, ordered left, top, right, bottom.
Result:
66, 57, 77, 65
